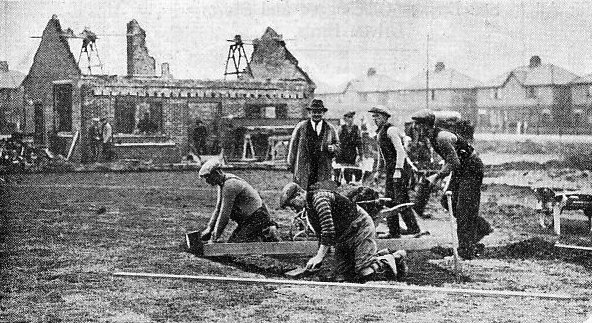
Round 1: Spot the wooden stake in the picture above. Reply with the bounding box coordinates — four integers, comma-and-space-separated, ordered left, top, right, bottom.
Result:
112, 272, 581, 300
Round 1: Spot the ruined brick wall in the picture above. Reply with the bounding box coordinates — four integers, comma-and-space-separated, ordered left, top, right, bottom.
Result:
126, 20, 156, 76
77, 76, 312, 162
22, 16, 81, 145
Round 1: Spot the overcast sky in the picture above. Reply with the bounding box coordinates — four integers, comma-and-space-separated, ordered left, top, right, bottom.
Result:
2, 0, 592, 86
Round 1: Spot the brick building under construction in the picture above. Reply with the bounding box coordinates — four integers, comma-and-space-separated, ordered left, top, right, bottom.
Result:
22, 15, 315, 163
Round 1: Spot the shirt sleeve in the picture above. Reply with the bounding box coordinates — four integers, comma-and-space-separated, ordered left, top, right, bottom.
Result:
435, 132, 461, 179
387, 126, 406, 169
213, 180, 241, 240
312, 191, 336, 246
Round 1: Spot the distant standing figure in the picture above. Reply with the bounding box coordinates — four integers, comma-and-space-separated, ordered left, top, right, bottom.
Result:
137, 112, 158, 134
192, 119, 208, 155
101, 117, 114, 162
87, 117, 101, 163
335, 111, 363, 183
287, 99, 340, 190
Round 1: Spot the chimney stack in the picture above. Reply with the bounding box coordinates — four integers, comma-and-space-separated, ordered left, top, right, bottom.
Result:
435, 62, 445, 72
529, 56, 541, 68
126, 19, 156, 76
161, 62, 171, 78
0, 61, 8, 73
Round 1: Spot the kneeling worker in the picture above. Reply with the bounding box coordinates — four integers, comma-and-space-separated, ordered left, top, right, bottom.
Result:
280, 181, 407, 283
199, 158, 280, 243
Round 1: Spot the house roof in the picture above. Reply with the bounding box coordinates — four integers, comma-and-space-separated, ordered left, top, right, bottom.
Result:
482, 59, 579, 87
315, 81, 347, 94
0, 70, 26, 89
339, 68, 403, 93
570, 73, 592, 85
403, 65, 481, 90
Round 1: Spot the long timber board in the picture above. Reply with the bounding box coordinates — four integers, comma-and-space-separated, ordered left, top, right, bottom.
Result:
202, 237, 456, 257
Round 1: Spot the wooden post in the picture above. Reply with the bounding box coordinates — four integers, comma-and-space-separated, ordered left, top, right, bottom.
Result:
446, 191, 461, 278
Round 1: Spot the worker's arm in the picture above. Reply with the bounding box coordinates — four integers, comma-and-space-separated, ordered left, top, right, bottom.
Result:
287, 123, 301, 172
202, 186, 222, 240
103, 124, 112, 143
432, 132, 460, 181
326, 123, 340, 157
306, 191, 335, 269
211, 180, 240, 242
307, 244, 330, 270
387, 126, 407, 179
355, 127, 364, 160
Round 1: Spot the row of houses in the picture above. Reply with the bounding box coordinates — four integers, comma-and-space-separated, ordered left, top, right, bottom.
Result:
317, 56, 592, 135
0, 15, 315, 163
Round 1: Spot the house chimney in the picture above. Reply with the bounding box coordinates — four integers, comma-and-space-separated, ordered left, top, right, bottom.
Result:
529, 56, 541, 68
0, 61, 8, 73
367, 67, 377, 77
435, 62, 445, 72
161, 62, 171, 78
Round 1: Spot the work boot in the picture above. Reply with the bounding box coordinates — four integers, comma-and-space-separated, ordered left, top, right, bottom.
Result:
375, 253, 398, 279
400, 209, 421, 235
475, 216, 493, 242
392, 250, 408, 280
386, 212, 401, 239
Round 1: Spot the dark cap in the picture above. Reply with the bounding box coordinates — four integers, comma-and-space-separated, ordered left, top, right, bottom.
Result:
307, 99, 327, 112
343, 111, 355, 118
368, 105, 391, 118
411, 109, 435, 126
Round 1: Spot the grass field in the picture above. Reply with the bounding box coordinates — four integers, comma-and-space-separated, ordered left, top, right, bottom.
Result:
2, 169, 592, 322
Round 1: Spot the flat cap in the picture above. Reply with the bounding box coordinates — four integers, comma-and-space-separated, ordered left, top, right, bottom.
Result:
198, 158, 222, 177
279, 182, 303, 208
368, 105, 391, 118
411, 109, 436, 126
343, 111, 355, 118
307, 99, 327, 112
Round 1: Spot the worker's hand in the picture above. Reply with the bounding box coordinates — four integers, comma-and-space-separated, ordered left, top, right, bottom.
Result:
201, 229, 212, 241
393, 169, 402, 180
426, 174, 438, 185
306, 255, 324, 270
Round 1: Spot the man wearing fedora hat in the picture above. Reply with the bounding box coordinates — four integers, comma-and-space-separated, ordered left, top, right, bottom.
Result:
287, 99, 340, 190
335, 111, 363, 184
370, 106, 421, 238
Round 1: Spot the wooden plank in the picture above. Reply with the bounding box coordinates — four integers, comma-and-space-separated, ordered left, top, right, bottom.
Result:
555, 243, 592, 252
202, 238, 455, 257
113, 272, 580, 300
66, 130, 79, 161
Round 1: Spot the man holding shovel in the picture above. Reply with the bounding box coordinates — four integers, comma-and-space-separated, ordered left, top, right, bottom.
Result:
411, 110, 492, 260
